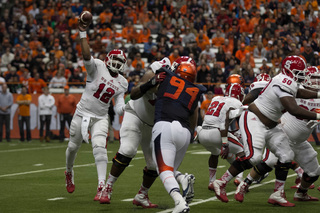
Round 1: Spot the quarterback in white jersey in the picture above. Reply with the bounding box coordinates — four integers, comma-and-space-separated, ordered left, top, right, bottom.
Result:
212, 56, 320, 204
99, 58, 171, 207
65, 16, 128, 201
196, 83, 245, 190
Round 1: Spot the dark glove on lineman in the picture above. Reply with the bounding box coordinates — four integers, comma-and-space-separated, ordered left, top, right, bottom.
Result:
220, 143, 230, 159
140, 72, 166, 94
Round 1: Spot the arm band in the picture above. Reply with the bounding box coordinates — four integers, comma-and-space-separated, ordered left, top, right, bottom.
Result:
317, 92, 320, 98
317, 113, 320, 120
222, 137, 228, 145
79, 31, 87, 39
139, 80, 155, 94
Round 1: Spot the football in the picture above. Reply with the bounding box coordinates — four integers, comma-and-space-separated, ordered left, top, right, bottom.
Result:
79, 11, 92, 26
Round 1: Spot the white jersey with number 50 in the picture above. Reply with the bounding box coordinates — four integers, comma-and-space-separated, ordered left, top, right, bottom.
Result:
254, 73, 299, 122
76, 56, 128, 119
202, 96, 242, 130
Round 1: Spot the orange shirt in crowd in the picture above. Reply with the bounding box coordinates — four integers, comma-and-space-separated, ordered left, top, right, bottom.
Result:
16, 94, 32, 116
235, 49, 249, 61
100, 11, 113, 23
29, 40, 42, 50
212, 37, 225, 47
68, 17, 78, 29
28, 78, 47, 94
121, 26, 133, 39
131, 59, 145, 68
240, 22, 254, 34
57, 94, 77, 114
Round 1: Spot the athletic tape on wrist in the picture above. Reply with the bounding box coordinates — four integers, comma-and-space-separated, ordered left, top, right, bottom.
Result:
222, 137, 228, 145
79, 31, 87, 39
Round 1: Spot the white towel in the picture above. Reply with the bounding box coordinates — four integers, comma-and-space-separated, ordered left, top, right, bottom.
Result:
81, 116, 90, 144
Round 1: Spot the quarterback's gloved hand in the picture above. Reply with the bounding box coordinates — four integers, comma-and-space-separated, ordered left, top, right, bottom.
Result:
220, 143, 229, 159
140, 72, 166, 94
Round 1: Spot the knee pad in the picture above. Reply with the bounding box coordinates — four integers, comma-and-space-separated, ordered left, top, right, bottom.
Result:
302, 173, 319, 183
93, 146, 108, 163
232, 158, 253, 172
67, 141, 81, 153
112, 152, 132, 168
274, 160, 291, 181
143, 166, 158, 178
254, 161, 273, 176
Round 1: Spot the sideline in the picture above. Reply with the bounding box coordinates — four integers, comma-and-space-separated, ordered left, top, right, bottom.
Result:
156, 174, 296, 213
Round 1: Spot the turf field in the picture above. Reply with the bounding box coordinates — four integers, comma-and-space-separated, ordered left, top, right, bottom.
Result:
1, 140, 320, 213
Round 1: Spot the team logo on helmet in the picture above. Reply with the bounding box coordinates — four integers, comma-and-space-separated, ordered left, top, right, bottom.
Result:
175, 62, 197, 83
105, 49, 127, 73
225, 83, 244, 102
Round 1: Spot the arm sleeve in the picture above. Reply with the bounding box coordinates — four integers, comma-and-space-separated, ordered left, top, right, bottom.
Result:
113, 92, 126, 116
83, 56, 96, 80
38, 96, 45, 109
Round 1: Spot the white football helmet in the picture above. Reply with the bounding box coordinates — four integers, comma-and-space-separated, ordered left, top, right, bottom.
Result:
281, 55, 307, 82
105, 49, 127, 73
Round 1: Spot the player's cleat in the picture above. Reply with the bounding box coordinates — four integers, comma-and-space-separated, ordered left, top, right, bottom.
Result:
234, 177, 242, 186
181, 173, 195, 203
293, 192, 319, 201
252, 172, 269, 184
268, 190, 295, 207
65, 171, 75, 193
132, 193, 158, 208
234, 181, 249, 202
93, 184, 104, 201
99, 184, 112, 204
290, 183, 315, 189
172, 199, 190, 213
212, 179, 228, 203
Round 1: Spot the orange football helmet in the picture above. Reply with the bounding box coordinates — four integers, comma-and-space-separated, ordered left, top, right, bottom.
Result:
175, 62, 197, 83
226, 74, 245, 87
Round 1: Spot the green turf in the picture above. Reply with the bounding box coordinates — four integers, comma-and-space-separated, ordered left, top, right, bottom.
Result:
1, 140, 320, 213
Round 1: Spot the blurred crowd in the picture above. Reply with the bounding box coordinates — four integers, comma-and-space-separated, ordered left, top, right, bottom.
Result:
1, 0, 320, 95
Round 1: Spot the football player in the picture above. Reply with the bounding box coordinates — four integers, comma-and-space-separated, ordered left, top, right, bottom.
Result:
152, 61, 206, 212
64, 16, 128, 200
212, 55, 320, 204
235, 66, 320, 205
98, 58, 171, 207
196, 83, 246, 191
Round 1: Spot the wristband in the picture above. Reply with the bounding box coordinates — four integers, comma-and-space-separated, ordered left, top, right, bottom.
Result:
79, 31, 87, 39
317, 92, 320, 98
317, 113, 320, 120
221, 137, 228, 145
140, 79, 155, 94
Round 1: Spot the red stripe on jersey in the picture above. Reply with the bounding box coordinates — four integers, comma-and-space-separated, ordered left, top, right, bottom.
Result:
228, 136, 243, 148
262, 149, 270, 162
243, 111, 254, 159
